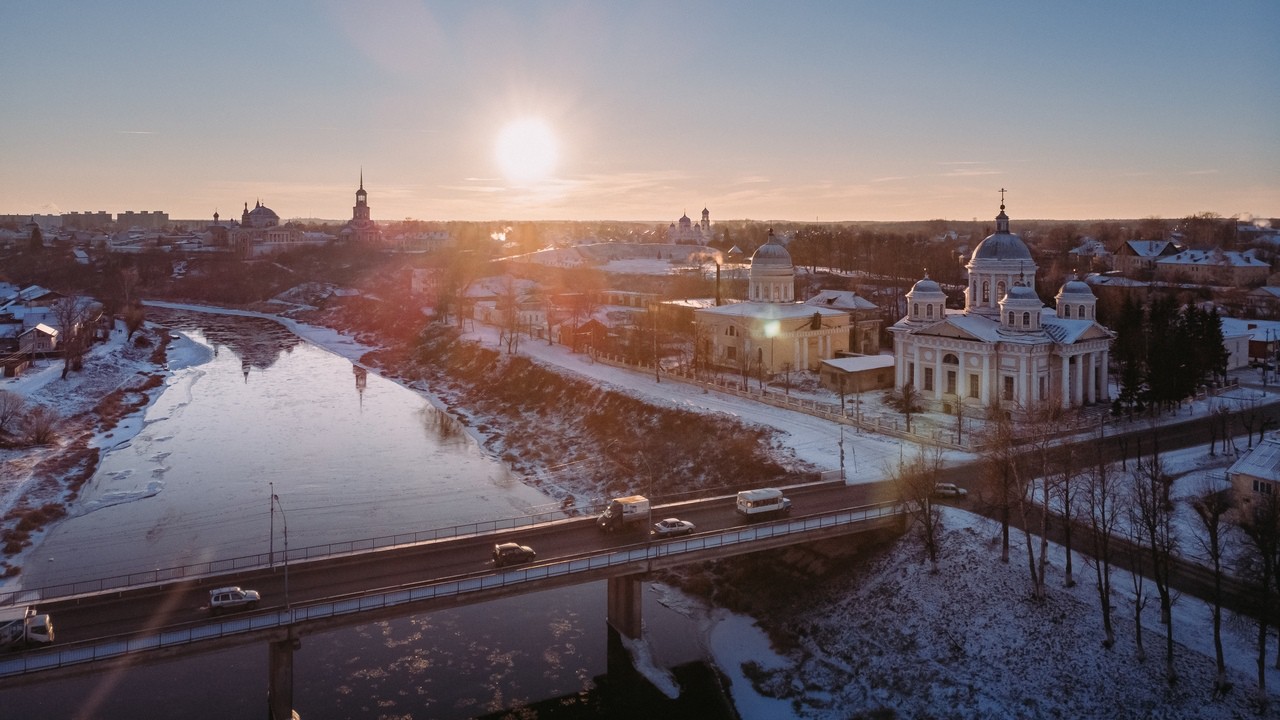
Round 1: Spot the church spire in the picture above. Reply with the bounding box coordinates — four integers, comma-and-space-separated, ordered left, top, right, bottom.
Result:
996, 188, 1010, 233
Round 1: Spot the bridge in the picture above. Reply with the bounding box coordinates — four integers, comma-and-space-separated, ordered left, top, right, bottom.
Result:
0, 483, 902, 717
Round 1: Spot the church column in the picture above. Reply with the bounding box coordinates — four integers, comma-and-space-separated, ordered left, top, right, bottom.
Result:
1086, 353, 1097, 404
1060, 355, 1070, 410
1100, 348, 1111, 401
981, 353, 991, 405
1073, 354, 1084, 406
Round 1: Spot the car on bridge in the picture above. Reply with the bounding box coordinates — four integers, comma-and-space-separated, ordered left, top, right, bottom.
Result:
209, 586, 261, 615
650, 518, 696, 538
933, 483, 968, 499
492, 542, 537, 568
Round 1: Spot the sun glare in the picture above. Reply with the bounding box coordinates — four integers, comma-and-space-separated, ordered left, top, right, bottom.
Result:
495, 118, 557, 185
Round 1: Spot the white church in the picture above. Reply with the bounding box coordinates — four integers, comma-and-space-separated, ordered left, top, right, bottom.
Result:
889, 200, 1113, 417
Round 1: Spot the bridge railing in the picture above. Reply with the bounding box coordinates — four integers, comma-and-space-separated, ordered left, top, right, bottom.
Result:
0, 506, 579, 607
0, 501, 901, 679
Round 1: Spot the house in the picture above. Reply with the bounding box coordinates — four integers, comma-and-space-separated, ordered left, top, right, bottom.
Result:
18, 323, 58, 354
819, 354, 895, 395
1219, 318, 1280, 368
1153, 248, 1270, 288
1226, 434, 1280, 511
1245, 286, 1280, 319
804, 290, 883, 355
1112, 239, 1181, 278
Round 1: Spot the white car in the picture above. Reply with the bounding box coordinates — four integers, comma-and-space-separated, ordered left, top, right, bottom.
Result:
209, 586, 261, 614
651, 518, 696, 537
933, 483, 969, 499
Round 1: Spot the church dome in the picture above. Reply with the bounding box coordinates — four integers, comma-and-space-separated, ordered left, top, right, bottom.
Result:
971, 206, 1032, 261
1058, 280, 1093, 297
908, 277, 944, 297
750, 231, 792, 267
1005, 284, 1039, 301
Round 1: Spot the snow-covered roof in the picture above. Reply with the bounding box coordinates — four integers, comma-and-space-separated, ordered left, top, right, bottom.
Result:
1084, 273, 1149, 288
1157, 249, 1268, 268
697, 301, 846, 321
804, 290, 877, 311
1123, 239, 1179, 257
1250, 286, 1280, 299
821, 355, 895, 373
1219, 317, 1280, 342
1229, 434, 1280, 481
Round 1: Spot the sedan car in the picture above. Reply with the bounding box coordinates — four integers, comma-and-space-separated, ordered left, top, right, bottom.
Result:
932, 482, 969, 499
650, 518, 696, 538
492, 542, 537, 568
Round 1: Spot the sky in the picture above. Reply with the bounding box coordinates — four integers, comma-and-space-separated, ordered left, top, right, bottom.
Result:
2, 0, 1277, 223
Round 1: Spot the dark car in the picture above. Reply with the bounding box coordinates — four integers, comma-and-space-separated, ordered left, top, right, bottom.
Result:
492, 542, 537, 568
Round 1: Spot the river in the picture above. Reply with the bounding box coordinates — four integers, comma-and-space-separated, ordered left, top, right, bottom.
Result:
1, 312, 743, 719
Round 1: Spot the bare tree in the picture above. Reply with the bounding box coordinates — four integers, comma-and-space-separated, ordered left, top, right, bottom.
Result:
1052, 441, 1084, 588
1234, 491, 1280, 708
1190, 478, 1234, 696
1083, 442, 1121, 649
123, 301, 146, 340
978, 402, 1019, 563
50, 294, 97, 380
0, 390, 26, 436
884, 382, 922, 434
23, 404, 60, 445
1123, 497, 1151, 663
891, 445, 945, 572
1130, 450, 1179, 684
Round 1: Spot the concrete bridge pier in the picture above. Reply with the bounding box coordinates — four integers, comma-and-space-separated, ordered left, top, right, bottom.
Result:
268, 630, 301, 720
606, 574, 644, 639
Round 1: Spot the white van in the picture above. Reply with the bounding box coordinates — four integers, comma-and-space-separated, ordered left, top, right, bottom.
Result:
736, 488, 792, 520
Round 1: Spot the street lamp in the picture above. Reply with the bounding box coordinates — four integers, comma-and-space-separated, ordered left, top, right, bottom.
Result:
763, 319, 780, 389
271, 490, 290, 611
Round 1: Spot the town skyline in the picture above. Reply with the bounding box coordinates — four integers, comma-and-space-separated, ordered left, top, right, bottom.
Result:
3, 1, 1278, 223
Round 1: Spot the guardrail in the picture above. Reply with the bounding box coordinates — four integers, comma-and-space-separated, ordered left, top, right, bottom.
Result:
0, 501, 902, 679
0, 506, 581, 607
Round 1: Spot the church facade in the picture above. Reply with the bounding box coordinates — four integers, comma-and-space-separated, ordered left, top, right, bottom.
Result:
889, 202, 1113, 416
667, 208, 713, 244
694, 230, 850, 376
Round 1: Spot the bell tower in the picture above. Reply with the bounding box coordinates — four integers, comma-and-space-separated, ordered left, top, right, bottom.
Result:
353, 170, 370, 222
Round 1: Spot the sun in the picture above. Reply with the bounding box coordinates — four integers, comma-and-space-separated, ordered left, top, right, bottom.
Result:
495, 118, 557, 185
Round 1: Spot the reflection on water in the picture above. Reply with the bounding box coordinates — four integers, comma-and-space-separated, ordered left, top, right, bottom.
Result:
22, 312, 557, 588
162, 311, 302, 379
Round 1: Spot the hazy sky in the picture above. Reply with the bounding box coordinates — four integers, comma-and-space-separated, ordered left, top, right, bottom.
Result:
3, 1, 1277, 223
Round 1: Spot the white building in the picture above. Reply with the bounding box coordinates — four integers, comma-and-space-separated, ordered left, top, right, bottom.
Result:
890, 201, 1114, 416
667, 208, 713, 245
694, 230, 850, 375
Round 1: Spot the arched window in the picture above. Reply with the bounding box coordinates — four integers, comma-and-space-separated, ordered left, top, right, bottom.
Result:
1023, 311, 1031, 327
1007, 312, 1014, 325
982, 281, 990, 303
1062, 305, 1071, 319
997, 281, 1006, 300
943, 353, 959, 365
926, 304, 933, 319
913, 303, 919, 317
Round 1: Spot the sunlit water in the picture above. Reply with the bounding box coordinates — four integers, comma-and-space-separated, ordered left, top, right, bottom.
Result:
5, 314, 731, 719
23, 314, 554, 587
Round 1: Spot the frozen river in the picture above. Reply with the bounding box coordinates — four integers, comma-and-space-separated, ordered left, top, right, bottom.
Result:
5, 312, 756, 719
22, 313, 558, 589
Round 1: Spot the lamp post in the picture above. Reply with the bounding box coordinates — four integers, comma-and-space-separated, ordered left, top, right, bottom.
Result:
271, 490, 290, 611
763, 319, 780, 391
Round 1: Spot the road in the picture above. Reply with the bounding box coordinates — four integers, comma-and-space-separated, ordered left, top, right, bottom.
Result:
36, 481, 896, 648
